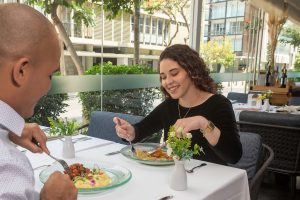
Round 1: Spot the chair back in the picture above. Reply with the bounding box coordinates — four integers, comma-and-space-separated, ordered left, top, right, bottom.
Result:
230, 132, 262, 179
227, 92, 248, 103
288, 97, 300, 106
87, 111, 144, 144
230, 132, 274, 200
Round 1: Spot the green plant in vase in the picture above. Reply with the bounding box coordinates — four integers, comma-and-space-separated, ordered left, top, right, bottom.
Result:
48, 117, 80, 158
48, 117, 80, 136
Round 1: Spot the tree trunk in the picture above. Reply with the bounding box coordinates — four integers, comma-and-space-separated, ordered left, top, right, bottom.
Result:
51, 4, 84, 75
133, 0, 140, 65
267, 13, 287, 85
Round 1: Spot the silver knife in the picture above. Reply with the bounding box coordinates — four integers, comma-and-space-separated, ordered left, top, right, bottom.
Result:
105, 150, 121, 156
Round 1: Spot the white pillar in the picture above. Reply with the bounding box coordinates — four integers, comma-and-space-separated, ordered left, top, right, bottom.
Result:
189, 0, 204, 52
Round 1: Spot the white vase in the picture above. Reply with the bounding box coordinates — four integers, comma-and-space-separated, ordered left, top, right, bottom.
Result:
62, 136, 75, 158
262, 99, 270, 112
169, 159, 187, 191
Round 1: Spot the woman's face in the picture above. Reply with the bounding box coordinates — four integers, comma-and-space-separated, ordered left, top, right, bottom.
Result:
159, 58, 194, 99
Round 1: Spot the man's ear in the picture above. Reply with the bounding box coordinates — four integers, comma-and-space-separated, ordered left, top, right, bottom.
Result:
12, 58, 29, 86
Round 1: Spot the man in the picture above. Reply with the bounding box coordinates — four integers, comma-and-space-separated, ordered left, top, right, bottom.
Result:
0, 3, 77, 199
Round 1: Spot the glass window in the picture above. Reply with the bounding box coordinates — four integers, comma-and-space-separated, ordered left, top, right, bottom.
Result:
211, 4, 225, 19
212, 23, 225, 35
151, 18, 157, 45
229, 21, 244, 34
232, 38, 242, 51
157, 19, 163, 45
145, 16, 151, 44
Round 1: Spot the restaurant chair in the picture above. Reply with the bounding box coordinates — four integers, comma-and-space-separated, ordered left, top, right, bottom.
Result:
288, 97, 300, 106
229, 132, 274, 200
227, 92, 248, 103
82, 111, 144, 144
238, 111, 300, 196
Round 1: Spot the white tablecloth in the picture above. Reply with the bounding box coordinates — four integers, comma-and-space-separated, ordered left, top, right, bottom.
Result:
25, 135, 250, 200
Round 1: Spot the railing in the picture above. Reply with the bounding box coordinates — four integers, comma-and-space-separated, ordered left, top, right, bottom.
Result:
48, 72, 254, 95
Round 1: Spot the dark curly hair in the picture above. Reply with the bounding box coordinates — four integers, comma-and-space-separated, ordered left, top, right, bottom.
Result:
159, 44, 216, 97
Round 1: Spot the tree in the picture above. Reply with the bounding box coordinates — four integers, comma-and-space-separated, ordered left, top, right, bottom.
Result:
103, 0, 142, 65
145, 0, 190, 46
26, 0, 95, 75
200, 40, 235, 71
266, 12, 287, 75
280, 25, 300, 49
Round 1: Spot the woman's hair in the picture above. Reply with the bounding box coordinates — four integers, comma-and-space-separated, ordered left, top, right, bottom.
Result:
159, 44, 216, 97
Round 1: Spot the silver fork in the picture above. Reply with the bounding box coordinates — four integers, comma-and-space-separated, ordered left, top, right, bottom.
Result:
116, 118, 136, 154
186, 163, 207, 173
46, 153, 71, 178
31, 138, 71, 178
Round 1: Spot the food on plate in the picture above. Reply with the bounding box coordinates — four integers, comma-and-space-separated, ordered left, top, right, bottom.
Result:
64, 163, 111, 189
135, 148, 173, 161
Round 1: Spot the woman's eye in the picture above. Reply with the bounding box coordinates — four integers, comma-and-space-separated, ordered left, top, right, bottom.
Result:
160, 75, 166, 80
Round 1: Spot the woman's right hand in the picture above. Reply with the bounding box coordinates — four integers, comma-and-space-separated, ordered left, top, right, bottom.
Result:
113, 117, 135, 141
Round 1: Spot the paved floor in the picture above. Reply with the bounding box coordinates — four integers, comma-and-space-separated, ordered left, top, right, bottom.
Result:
259, 173, 300, 200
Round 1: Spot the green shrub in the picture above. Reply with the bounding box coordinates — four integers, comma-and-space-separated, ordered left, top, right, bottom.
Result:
26, 93, 68, 126
79, 62, 162, 121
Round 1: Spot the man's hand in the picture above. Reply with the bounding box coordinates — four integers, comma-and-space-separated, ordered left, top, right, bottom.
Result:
41, 171, 78, 200
9, 123, 49, 154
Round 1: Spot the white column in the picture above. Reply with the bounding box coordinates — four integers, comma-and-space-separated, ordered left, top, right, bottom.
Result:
189, 0, 204, 52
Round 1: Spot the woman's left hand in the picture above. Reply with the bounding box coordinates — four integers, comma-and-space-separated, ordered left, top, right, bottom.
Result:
173, 116, 207, 137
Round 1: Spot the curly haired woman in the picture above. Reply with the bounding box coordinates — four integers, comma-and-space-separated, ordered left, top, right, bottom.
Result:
114, 44, 242, 165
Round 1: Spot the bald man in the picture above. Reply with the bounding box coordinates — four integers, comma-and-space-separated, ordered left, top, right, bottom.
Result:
0, 3, 77, 200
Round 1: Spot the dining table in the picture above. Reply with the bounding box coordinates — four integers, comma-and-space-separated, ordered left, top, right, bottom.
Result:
22, 134, 250, 200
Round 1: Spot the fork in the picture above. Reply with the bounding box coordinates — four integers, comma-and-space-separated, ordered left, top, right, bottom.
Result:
186, 163, 207, 173
31, 138, 71, 178
116, 118, 136, 154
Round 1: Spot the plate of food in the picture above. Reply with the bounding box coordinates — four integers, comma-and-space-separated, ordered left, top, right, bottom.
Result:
120, 143, 174, 166
39, 161, 131, 194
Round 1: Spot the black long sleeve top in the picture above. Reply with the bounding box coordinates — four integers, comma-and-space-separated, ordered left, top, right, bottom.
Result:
133, 94, 242, 165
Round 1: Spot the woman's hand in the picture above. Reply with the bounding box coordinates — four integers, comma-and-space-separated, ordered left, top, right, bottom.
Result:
113, 117, 135, 141
9, 123, 49, 154
173, 116, 207, 136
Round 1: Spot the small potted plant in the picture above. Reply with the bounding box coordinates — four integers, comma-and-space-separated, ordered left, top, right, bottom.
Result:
48, 117, 80, 158
258, 90, 272, 111
166, 126, 204, 191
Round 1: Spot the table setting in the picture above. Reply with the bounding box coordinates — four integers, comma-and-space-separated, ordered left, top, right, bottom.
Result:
24, 133, 250, 200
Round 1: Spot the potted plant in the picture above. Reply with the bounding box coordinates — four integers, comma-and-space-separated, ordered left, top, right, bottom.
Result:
166, 126, 204, 191
48, 117, 80, 158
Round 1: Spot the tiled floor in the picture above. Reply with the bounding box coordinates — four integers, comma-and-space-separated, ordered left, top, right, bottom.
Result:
259, 173, 300, 200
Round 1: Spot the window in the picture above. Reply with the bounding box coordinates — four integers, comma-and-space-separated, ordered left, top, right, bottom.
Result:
157, 19, 163, 45
232, 38, 242, 51
212, 23, 225, 35
211, 4, 225, 19
145, 17, 151, 44
151, 18, 157, 45
229, 21, 244, 34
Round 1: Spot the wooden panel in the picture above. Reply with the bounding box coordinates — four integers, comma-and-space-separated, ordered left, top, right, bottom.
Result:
251, 85, 290, 106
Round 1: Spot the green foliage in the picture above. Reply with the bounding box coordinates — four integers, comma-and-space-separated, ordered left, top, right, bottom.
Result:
200, 39, 235, 68
79, 62, 162, 121
294, 54, 300, 71
102, 0, 135, 19
48, 117, 80, 136
166, 126, 204, 160
26, 94, 68, 126
26, 0, 95, 26
280, 25, 300, 48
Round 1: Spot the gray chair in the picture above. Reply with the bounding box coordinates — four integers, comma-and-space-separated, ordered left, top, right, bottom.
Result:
227, 92, 248, 103
288, 97, 300, 106
85, 111, 144, 144
230, 132, 274, 200
238, 111, 300, 196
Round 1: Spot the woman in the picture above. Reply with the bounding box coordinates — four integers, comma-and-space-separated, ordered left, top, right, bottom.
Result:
114, 44, 242, 165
